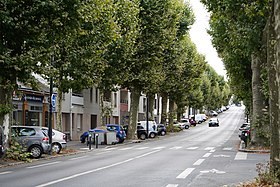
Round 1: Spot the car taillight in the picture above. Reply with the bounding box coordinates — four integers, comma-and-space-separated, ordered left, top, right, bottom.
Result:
42, 137, 49, 141
63, 134, 66, 140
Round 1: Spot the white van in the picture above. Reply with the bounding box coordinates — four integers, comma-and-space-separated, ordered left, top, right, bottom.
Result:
137, 121, 158, 138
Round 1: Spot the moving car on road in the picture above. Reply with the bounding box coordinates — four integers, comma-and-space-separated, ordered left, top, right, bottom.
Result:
208, 118, 219, 127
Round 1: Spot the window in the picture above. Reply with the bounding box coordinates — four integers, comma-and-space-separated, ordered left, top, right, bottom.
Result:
77, 114, 83, 131
90, 88, 93, 103
114, 93, 117, 107
19, 128, 36, 136
143, 98, 147, 111
95, 89, 98, 103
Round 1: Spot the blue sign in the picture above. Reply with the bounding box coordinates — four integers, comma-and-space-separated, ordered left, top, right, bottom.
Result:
51, 94, 56, 111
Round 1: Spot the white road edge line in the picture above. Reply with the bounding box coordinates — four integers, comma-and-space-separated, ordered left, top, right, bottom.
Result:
0, 171, 13, 175
176, 168, 195, 179
69, 156, 88, 161
27, 162, 61, 169
193, 159, 205, 166
35, 150, 160, 187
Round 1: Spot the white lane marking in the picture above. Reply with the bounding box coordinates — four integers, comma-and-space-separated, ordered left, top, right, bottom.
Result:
213, 154, 230, 158
193, 159, 205, 166
0, 171, 12, 175
119, 147, 134, 151
96, 151, 111, 155
203, 153, 212, 158
200, 169, 226, 174
234, 152, 247, 160
27, 161, 61, 169
187, 147, 199, 150
176, 168, 195, 179
136, 147, 149, 150
223, 147, 233, 151
69, 156, 88, 161
205, 147, 215, 150
105, 147, 118, 151
80, 148, 90, 150
170, 146, 182, 150
209, 149, 216, 153
153, 147, 165, 150
166, 184, 178, 187
35, 150, 160, 187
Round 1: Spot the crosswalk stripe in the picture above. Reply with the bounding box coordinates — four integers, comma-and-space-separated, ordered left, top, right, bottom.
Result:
205, 147, 215, 150
176, 168, 195, 179
234, 152, 247, 160
223, 147, 233, 151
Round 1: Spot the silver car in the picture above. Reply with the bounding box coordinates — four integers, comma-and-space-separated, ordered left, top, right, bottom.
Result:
42, 127, 67, 154
11, 126, 50, 158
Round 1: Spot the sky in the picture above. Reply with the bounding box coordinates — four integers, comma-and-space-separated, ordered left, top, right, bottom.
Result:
188, 0, 227, 77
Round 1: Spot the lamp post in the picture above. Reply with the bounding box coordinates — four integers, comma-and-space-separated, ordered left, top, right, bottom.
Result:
48, 76, 53, 155
146, 95, 149, 138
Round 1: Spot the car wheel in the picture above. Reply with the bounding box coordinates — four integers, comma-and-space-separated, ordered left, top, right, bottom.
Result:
149, 132, 156, 138
140, 133, 146, 140
185, 125, 190, 129
52, 143, 62, 154
161, 131, 166, 136
29, 145, 43, 159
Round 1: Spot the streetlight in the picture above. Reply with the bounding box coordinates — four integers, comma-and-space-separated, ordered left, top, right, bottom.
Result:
146, 95, 149, 138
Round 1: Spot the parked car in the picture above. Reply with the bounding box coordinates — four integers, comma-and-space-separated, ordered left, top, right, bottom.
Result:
209, 110, 218, 116
0, 126, 5, 158
11, 126, 50, 158
157, 124, 166, 136
136, 125, 148, 140
41, 127, 67, 154
105, 124, 126, 143
179, 119, 190, 129
238, 123, 250, 137
189, 118, 197, 126
137, 121, 158, 138
208, 118, 219, 127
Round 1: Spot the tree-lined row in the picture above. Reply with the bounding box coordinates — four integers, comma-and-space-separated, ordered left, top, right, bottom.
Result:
0, 0, 230, 141
201, 0, 279, 178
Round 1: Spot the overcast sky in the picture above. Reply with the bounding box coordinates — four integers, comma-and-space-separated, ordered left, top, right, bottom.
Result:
188, 0, 227, 77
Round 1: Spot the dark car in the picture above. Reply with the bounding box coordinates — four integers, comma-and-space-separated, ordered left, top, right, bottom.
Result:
136, 125, 148, 140
11, 126, 50, 158
157, 124, 166, 136
105, 124, 126, 143
80, 129, 107, 143
208, 118, 219, 127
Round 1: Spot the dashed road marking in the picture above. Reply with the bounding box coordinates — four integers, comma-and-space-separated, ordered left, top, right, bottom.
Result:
176, 168, 195, 179
213, 154, 230, 158
223, 147, 233, 151
27, 161, 61, 169
170, 146, 183, 150
209, 149, 216, 153
153, 147, 165, 150
193, 159, 205, 166
234, 152, 247, 160
186, 147, 199, 150
136, 147, 149, 150
166, 184, 178, 187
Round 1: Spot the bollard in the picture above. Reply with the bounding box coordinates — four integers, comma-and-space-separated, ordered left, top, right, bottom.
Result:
95, 133, 99, 149
88, 133, 92, 150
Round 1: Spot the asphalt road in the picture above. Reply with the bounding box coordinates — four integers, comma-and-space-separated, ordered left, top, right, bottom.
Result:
0, 106, 269, 187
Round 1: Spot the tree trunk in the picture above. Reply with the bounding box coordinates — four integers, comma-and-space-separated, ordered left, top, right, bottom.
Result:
127, 89, 140, 140
251, 53, 268, 147
160, 93, 168, 124
169, 99, 175, 127
271, 0, 280, 177
148, 93, 155, 121
56, 87, 63, 131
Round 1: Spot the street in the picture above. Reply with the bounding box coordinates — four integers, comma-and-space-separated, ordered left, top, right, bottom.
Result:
0, 106, 269, 187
